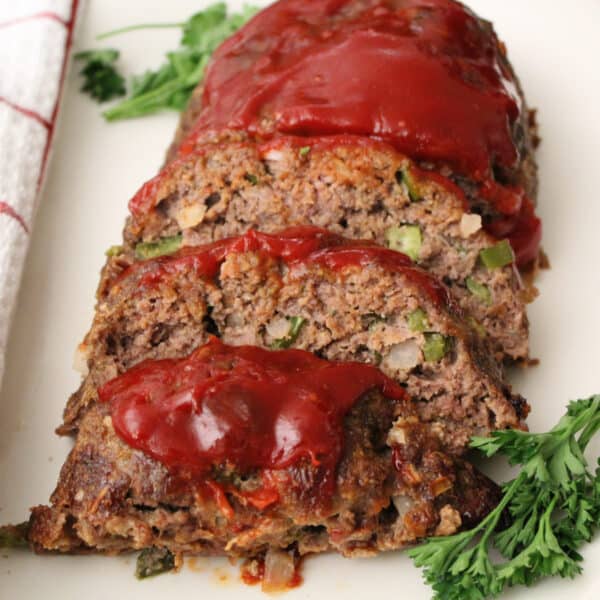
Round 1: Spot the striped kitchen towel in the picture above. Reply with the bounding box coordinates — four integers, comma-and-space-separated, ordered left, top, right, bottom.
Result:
0, 0, 82, 386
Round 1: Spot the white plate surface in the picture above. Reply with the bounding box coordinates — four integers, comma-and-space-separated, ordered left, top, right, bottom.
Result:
1, 1, 600, 598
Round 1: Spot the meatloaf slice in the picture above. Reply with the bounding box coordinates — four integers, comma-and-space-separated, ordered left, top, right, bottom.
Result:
124, 138, 532, 362
64, 227, 528, 454
30, 339, 501, 578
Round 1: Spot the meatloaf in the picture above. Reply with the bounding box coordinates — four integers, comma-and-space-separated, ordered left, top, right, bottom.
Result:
19, 0, 538, 585
30, 339, 501, 581
124, 137, 532, 362
64, 227, 527, 454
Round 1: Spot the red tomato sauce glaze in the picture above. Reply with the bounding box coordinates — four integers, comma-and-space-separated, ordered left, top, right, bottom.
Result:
98, 337, 407, 501
116, 226, 453, 309
177, 0, 541, 267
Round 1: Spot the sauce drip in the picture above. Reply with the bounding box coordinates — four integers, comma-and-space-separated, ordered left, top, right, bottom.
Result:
118, 226, 451, 308
98, 338, 406, 500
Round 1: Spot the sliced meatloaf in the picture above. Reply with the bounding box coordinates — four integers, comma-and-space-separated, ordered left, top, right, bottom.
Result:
64, 227, 528, 454
30, 339, 501, 574
123, 137, 532, 362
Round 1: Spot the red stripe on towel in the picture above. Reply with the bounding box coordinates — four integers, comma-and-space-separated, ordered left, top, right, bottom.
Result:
0, 96, 52, 130
0, 12, 68, 29
0, 201, 28, 234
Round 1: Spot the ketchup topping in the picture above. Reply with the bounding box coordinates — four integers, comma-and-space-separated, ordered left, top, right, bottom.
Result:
118, 226, 452, 308
99, 338, 407, 500
185, 0, 521, 180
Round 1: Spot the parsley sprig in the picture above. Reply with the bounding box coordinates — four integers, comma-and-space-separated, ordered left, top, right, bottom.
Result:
75, 3, 258, 120
74, 49, 126, 102
409, 395, 600, 599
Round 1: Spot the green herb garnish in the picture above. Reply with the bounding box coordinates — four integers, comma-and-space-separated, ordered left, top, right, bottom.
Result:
467, 316, 487, 338
396, 167, 421, 202
135, 234, 182, 260
244, 173, 259, 185
271, 316, 306, 349
410, 395, 600, 599
407, 308, 429, 333
105, 244, 123, 257
466, 276, 492, 305
74, 49, 126, 102
422, 333, 451, 362
385, 224, 422, 261
479, 240, 514, 270
99, 3, 258, 121
299, 146, 311, 157
135, 547, 176, 579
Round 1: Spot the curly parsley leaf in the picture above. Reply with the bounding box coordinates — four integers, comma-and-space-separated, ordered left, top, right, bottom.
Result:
409, 395, 600, 599
99, 3, 258, 121
74, 49, 126, 102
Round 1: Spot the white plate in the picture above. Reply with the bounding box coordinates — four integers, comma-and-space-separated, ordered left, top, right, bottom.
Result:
1, 1, 600, 598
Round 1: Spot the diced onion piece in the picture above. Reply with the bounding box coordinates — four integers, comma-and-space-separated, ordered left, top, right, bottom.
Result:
384, 340, 421, 370
73, 343, 89, 376
262, 549, 296, 592
388, 425, 407, 446
392, 495, 414, 518
175, 204, 206, 229
263, 149, 284, 162
388, 416, 419, 447
459, 213, 482, 238
266, 317, 291, 340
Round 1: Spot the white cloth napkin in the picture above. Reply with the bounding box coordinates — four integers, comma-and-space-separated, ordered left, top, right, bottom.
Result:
0, 0, 82, 386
